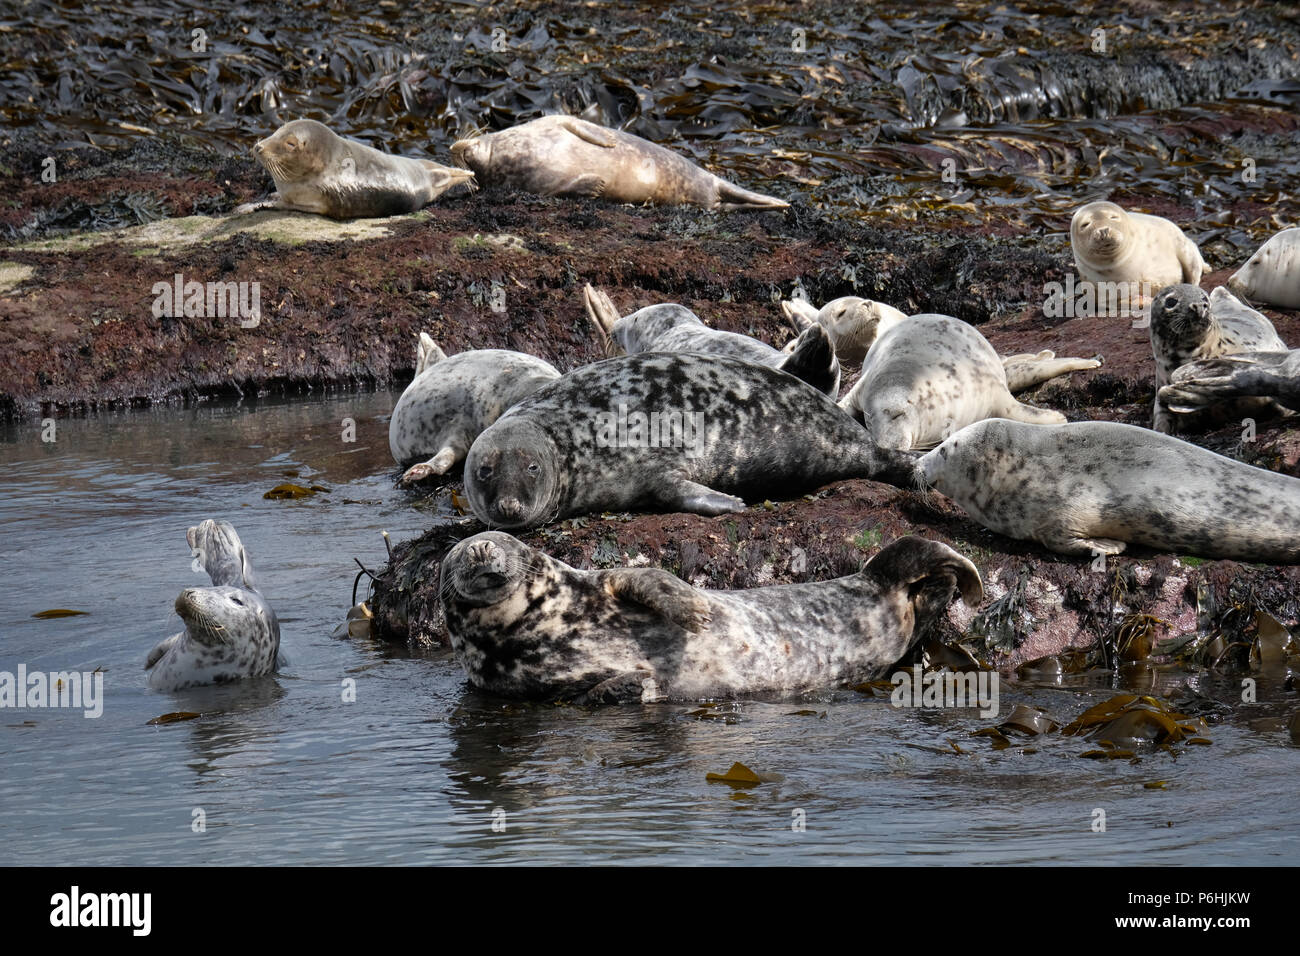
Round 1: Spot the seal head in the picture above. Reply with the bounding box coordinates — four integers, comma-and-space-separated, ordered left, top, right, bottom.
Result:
463, 418, 561, 529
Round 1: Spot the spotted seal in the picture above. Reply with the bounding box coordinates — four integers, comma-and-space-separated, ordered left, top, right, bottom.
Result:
1160, 349, 1300, 414
1148, 284, 1286, 431
449, 115, 788, 210
1228, 227, 1300, 310
583, 284, 839, 395
390, 334, 561, 484
462, 352, 917, 530
837, 314, 1066, 450
440, 531, 982, 702
917, 419, 1300, 562
780, 296, 910, 364
145, 520, 282, 691
239, 119, 475, 219
1070, 201, 1207, 311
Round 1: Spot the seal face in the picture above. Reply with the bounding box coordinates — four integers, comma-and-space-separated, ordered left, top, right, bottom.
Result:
248, 119, 474, 219
837, 314, 1065, 451
1228, 227, 1300, 310
583, 285, 839, 395
450, 115, 788, 210
462, 352, 915, 530
1148, 284, 1286, 430
781, 296, 910, 364
389, 334, 561, 484
145, 520, 282, 691
1069, 201, 1207, 310
440, 532, 982, 702
918, 418, 1300, 563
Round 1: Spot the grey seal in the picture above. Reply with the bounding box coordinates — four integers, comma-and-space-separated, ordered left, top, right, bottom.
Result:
1228, 227, 1300, 310
449, 115, 788, 210
462, 352, 917, 530
240, 119, 475, 219
389, 334, 561, 484
1070, 201, 1207, 311
837, 314, 1066, 450
440, 531, 982, 702
918, 419, 1300, 562
583, 284, 840, 395
145, 520, 282, 691
1148, 284, 1286, 431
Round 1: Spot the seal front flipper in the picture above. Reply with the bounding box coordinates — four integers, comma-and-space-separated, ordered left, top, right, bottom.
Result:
557, 117, 619, 149
570, 671, 667, 706
600, 568, 712, 632
145, 633, 181, 671
1036, 529, 1127, 558
400, 446, 458, 484
777, 323, 841, 395
553, 173, 608, 198
653, 476, 745, 517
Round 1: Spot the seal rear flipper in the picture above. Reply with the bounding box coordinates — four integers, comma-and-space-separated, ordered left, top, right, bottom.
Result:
145, 632, 182, 671
995, 400, 1068, 426
778, 324, 841, 395
1001, 351, 1103, 393
600, 568, 712, 632
781, 298, 820, 334
654, 477, 745, 517
570, 671, 666, 706
415, 333, 447, 375
583, 284, 624, 356
712, 178, 790, 211
865, 537, 983, 607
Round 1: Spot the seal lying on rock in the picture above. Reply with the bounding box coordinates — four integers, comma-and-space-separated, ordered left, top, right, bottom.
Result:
1160, 349, 1300, 414
463, 353, 917, 530
146, 520, 282, 691
1148, 284, 1286, 431
583, 284, 839, 395
241, 119, 475, 219
917, 419, 1300, 563
837, 314, 1066, 450
1070, 200, 1207, 309
1228, 227, 1300, 310
390, 334, 562, 485
449, 115, 788, 210
440, 531, 982, 702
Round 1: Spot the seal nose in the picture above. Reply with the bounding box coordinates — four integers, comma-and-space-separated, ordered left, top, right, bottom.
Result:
175, 589, 198, 614
497, 497, 523, 519
253, 140, 265, 155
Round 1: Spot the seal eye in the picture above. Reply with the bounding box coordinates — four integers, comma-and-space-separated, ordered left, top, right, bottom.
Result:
231, 597, 244, 606
476, 465, 493, 482
527, 462, 540, 476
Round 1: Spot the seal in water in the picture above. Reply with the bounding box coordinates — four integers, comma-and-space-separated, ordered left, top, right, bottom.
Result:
917, 418, 1300, 563
780, 296, 909, 364
837, 314, 1066, 450
449, 115, 788, 210
145, 520, 282, 691
1148, 284, 1286, 431
583, 284, 839, 395
1160, 349, 1300, 414
462, 352, 917, 530
440, 531, 982, 702
1070, 201, 1207, 311
241, 119, 475, 219
390, 333, 561, 484
1228, 227, 1300, 310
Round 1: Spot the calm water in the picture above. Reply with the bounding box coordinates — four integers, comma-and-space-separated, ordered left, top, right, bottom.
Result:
0, 393, 1296, 865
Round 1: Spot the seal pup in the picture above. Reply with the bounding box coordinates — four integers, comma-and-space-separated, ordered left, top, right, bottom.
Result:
837, 314, 1065, 451
1070, 201, 1207, 311
583, 284, 839, 395
145, 520, 282, 691
390, 334, 561, 484
917, 419, 1300, 563
449, 115, 788, 211
1228, 227, 1300, 310
241, 119, 475, 219
1148, 284, 1286, 431
1160, 349, 1300, 414
463, 353, 917, 530
780, 296, 910, 364
440, 532, 982, 702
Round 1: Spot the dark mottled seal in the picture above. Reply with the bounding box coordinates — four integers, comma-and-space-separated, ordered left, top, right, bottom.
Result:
389, 334, 561, 484
1161, 349, 1300, 414
463, 353, 916, 530
918, 419, 1300, 562
1149, 284, 1286, 431
449, 115, 788, 210
145, 520, 282, 691
242, 119, 475, 219
583, 284, 839, 395
838, 314, 1065, 450
440, 531, 982, 702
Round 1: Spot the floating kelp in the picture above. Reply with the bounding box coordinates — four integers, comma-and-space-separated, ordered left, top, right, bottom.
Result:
146, 711, 201, 725
706, 761, 763, 788
263, 482, 328, 499
31, 608, 88, 619
1061, 694, 1206, 751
